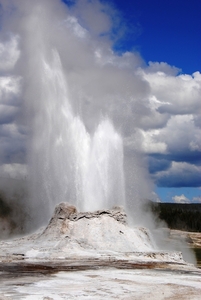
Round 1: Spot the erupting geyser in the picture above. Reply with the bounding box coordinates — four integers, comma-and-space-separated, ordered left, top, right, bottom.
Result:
29, 50, 125, 225
4, 0, 152, 231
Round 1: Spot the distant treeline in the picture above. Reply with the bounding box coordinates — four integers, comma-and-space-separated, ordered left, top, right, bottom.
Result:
0, 181, 29, 239
148, 201, 201, 232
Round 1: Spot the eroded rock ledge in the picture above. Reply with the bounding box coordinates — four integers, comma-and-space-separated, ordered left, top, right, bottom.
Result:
52, 202, 127, 224
38, 202, 156, 253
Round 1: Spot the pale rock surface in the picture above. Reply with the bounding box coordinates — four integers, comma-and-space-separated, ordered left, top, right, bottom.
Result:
0, 203, 201, 299
0, 202, 195, 267
39, 203, 154, 253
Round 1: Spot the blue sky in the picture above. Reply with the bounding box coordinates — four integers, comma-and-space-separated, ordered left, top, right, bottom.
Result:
110, 0, 201, 203
0, 0, 200, 205
110, 0, 201, 75
113, 0, 200, 203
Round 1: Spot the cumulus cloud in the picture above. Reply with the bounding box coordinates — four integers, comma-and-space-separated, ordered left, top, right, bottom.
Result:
140, 129, 168, 154
0, 9, 23, 174
0, 163, 27, 179
0, 76, 21, 104
162, 115, 201, 154
151, 191, 161, 203
154, 162, 201, 188
0, 35, 20, 71
142, 69, 201, 115
145, 61, 181, 76
172, 194, 190, 204
192, 197, 201, 203
67, 0, 113, 36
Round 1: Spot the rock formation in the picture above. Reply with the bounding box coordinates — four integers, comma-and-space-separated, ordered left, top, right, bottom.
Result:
38, 203, 155, 253
0, 202, 196, 272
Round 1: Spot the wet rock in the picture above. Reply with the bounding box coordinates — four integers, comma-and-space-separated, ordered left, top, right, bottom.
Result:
53, 202, 77, 219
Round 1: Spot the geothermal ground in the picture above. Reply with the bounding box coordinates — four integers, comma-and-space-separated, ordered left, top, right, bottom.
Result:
1, 268, 201, 300
0, 203, 201, 299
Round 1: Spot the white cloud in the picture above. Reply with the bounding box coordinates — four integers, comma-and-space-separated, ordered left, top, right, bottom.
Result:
0, 122, 26, 165
162, 161, 200, 174
69, 0, 113, 36
139, 129, 167, 154
0, 104, 18, 124
64, 16, 88, 38
164, 115, 200, 154
172, 194, 190, 203
0, 35, 20, 71
142, 69, 201, 115
0, 163, 27, 179
146, 61, 181, 76
0, 76, 21, 102
151, 191, 161, 202
0, 32, 23, 167
192, 197, 201, 203
154, 162, 201, 188
148, 95, 170, 110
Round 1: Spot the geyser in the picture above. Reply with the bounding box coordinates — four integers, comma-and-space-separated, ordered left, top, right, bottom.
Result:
28, 49, 125, 227
3, 0, 152, 231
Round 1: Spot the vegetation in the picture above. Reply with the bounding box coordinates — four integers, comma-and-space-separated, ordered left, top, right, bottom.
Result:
0, 186, 29, 238
0, 191, 12, 217
148, 201, 201, 232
